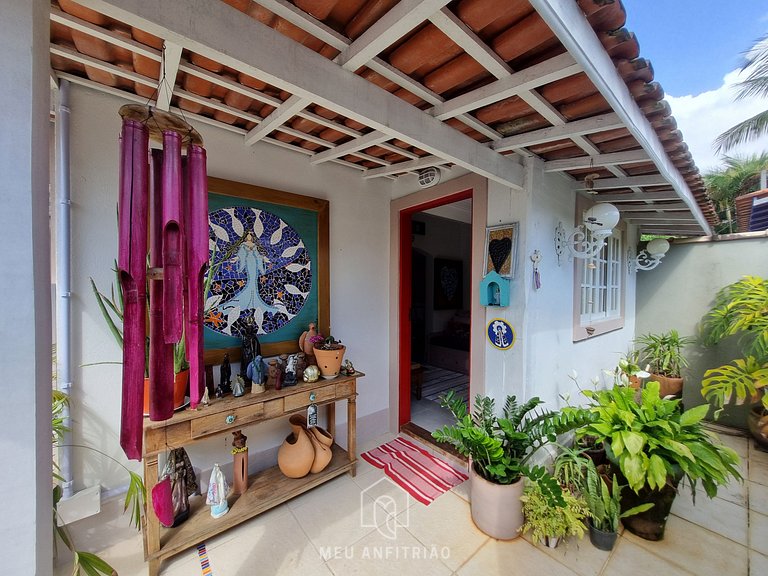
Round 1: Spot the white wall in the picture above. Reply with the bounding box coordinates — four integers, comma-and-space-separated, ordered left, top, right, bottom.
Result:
393, 161, 638, 412
636, 234, 768, 428
1, 0, 53, 572
67, 85, 392, 490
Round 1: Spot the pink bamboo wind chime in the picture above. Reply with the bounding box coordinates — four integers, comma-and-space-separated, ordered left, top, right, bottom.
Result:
117, 104, 208, 460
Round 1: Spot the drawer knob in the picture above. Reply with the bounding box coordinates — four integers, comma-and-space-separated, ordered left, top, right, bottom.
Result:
309, 392, 317, 402
225, 414, 236, 425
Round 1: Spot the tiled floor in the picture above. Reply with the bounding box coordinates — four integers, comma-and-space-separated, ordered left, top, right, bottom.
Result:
55, 430, 768, 576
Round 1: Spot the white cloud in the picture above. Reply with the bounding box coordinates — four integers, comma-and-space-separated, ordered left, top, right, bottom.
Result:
667, 68, 768, 174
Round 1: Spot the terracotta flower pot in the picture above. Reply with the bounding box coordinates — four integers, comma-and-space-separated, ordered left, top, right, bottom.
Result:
469, 464, 524, 540
748, 404, 768, 450
277, 415, 314, 478
143, 369, 189, 415
313, 345, 346, 379
649, 374, 684, 399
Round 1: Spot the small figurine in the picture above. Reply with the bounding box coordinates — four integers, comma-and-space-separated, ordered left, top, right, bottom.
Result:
298, 322, 318, 357
218, 353, 232, 396
206, 463, 229, 519
247, 355, 266, 393
340, 359, 355, 376
283, 354, 298, 387
295, 352, 307, 381
201, 387, 210, 406
232, 375, 246, 397
232, 430, 247, 449
267, 360, 279, 389
303, 364, 320, 383
240, 318, 261, 385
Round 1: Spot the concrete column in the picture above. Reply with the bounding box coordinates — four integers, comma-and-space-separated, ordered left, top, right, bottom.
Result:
0, 0, 53, 573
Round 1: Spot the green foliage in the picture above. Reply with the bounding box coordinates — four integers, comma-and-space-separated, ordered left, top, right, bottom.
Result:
552, 443, 591, 492
520, 481, 589, 545
635, 330, 695, 378
582, 461, 652, 533
703, 154, 768, 233
432, 391, 592, 506
565, 382, 742, 498
700, 276, 768, 413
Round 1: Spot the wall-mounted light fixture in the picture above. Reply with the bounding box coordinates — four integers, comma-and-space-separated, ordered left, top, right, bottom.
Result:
555, 203, 620, 264
628, 238, 670, 272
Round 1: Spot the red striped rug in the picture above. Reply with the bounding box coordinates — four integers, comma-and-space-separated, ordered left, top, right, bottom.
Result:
361, 436, 468, 505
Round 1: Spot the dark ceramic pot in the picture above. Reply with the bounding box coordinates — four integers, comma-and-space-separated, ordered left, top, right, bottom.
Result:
619, 476, 681, 541
588, 520, 618, 551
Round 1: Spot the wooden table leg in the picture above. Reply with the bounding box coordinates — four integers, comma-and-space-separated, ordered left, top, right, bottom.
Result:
348, 394, 357, 477
327, 401, 336, 439
143, 455, 161, 575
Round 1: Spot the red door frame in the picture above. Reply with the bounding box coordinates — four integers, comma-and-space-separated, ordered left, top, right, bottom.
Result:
398, 188, 473, 427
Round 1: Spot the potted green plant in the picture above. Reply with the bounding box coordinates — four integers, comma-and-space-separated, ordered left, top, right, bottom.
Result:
636, 329, 695, 398
520, 480, 589, 548
91, 265, 189, 412
582, 460, 652, 551
566, 381, 742, 541
433, 391, 592, 539
311, 333, 346, 379
700, 276, 768, 447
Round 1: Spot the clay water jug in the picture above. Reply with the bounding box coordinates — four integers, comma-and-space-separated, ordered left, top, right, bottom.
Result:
277, 415, 314, 478
309, 426, 334, 473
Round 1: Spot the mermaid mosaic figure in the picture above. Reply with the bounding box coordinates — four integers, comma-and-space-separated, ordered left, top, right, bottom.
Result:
223, 232, 281, 316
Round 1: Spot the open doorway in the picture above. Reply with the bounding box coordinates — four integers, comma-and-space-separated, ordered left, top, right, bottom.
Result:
400, 193, 472, 435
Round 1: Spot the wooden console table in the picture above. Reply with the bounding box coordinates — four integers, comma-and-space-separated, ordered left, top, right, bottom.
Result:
141, 372, 361, 576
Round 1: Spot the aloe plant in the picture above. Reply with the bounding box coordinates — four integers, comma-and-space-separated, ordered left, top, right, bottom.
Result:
636, 330, 695, 378
433, 391, 592, 507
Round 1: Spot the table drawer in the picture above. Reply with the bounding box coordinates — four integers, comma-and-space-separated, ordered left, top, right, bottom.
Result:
284, 384, 337, 412
190, 401, 264, 438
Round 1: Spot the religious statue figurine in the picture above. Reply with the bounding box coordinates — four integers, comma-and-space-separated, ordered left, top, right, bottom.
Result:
232, 375, 246, 397
206, 463, 229, 519
283, 354, 298, 387
239, 318, 261, 385
247, 355, 266, 393
217, 353, 232, 396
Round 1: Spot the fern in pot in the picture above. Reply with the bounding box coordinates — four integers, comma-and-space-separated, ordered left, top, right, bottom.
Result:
432, 391, 592, 539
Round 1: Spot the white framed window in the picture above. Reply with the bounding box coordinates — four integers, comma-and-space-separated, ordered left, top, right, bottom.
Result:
573, 203, 626, 341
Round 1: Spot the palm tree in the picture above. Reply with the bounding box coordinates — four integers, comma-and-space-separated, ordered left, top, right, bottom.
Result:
714, 36, 768, 153
703, 153, 768, 233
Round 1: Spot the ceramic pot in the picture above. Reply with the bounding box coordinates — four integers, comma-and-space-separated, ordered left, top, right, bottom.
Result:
313, 345, 346, 379
277, 415, 314, 478
143, 369, 189, 415
309, 426, 333, 473
469, 463, 524, 539
619, 475, 681, 541
588, 521, 618, 551
649, 374, 684, 399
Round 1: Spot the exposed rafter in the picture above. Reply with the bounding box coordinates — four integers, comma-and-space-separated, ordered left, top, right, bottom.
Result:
310, 132, 390, 165
492, 112, 623, 151
73, 0, 525, 189
618, 202, 689, 212
336, 0, 450, 72
593, 190, 680, 202
572, 174, 669, 190
363, 156, 451, 179
244, 95, 311, 146
544, 150, 650, 172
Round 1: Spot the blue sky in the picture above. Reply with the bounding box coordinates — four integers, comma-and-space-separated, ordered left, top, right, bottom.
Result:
622, 0, 768, 96
620, 1, 768, 171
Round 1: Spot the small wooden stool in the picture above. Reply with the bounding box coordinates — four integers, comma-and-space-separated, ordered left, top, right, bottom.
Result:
411, 363, 423, 400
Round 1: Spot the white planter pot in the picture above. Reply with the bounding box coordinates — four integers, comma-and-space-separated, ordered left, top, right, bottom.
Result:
469, 464, 524, 539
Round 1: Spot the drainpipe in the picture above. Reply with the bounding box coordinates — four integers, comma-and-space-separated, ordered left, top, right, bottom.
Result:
760, 170, 767, 191
56, 79, 74, 499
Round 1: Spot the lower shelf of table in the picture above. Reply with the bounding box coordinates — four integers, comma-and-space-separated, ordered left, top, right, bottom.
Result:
149, 444, 355, 562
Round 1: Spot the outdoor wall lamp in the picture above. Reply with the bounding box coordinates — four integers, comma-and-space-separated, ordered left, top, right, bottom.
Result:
555, 203, 620, 264
628, 238, 670, 272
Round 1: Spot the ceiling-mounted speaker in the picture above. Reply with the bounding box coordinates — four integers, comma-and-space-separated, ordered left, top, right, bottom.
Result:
417, 166, 441, 188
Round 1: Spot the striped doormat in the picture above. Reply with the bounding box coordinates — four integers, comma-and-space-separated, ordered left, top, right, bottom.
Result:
197, 542, 213, 575
420, 365, 469, 404
361, 436, 467, 505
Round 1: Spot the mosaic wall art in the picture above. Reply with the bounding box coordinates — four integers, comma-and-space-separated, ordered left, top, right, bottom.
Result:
204, 206, 311, 338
